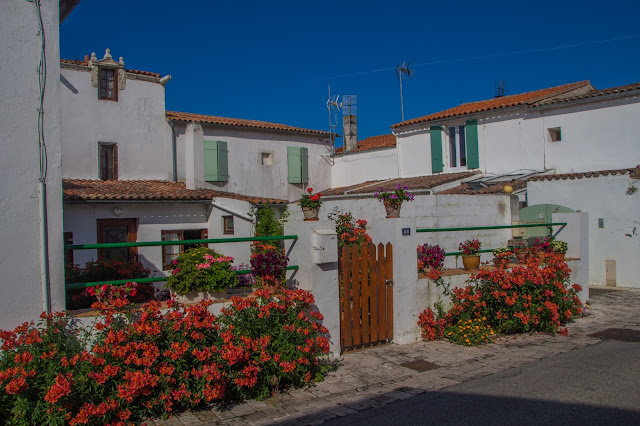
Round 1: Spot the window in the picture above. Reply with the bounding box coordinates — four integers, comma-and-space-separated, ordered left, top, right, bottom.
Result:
204, 140, 229, 182
99, 67, 117, 100
223, 216, 234, 235
97, 218, 137, 261
260, 152, 273, 166
64, 232, 74, 265
99, 143, 118, 180
548, 127, 562, 142
287, 146, 309, 184
161, 229, 208, 270
448, 125, 467, 168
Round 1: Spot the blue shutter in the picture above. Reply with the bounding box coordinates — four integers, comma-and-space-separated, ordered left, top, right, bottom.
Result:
430, 126, 443, 173
465, 119, 480, 169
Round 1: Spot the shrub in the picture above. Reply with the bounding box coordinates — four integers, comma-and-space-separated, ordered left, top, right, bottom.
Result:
0, 290, 331, 424
254, 205, 286, 249
250, 245, 288, 286
417, 243, 445, 271
444, 318, 496, 346
166, 247, 238, 294
329, 209, 372, 248
458, 239, 481, 255
417, 308, 447, 341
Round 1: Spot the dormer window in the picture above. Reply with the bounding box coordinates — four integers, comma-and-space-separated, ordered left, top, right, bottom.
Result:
99, 67, 117, 100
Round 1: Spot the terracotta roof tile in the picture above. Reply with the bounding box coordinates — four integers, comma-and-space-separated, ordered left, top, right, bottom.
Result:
166, 111, 330, 136
60, 59, 161, 78
440, 180, 527, 195
334, 134, 396, 155
62, 180, 287, 205
392, 81, 593, 129
535, 82, 640, 106
527, 168, 634, 182
324, 171, 480, 196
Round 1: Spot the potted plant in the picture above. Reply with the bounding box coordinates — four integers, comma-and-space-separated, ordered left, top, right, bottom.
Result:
250, 243, 289, 291
459, 239, 481, 270
492, 247, 512, 267
513, 246, 528, 264
166, 247, 238, 302
417, 243, 446, 272
300, 187, 323, 221
551, 240, 568, 259
374, 184, 415, 218
533, 237, 552, 259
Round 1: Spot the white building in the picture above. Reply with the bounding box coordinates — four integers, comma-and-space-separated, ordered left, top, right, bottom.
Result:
59, 50, 330, 278
329, 80, 640, 288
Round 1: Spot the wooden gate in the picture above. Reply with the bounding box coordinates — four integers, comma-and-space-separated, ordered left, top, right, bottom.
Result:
339, 243, 393, 353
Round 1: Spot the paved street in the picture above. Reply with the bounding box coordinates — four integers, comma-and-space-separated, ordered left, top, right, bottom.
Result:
151, 287, 640, 426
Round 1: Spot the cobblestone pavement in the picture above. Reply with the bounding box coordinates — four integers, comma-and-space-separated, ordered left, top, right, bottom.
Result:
148, 287, 640, 426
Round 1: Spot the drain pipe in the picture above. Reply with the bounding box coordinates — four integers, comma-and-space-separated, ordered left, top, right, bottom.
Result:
169, 120, 177, 182
210, 200, 255, 223
39, 181, 51, 314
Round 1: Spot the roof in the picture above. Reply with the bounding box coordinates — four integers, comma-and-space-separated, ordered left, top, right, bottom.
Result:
166, 111, 331, 137
441, 167, 636, 194
323, 171, 480, 196
60, 59, 161, 78
62, 180, 287, 205
334, 134, 396, 155
392, 81, 594, 129
535, 81, 640, 106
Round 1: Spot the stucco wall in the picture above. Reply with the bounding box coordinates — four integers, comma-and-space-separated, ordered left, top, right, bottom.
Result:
0, 0, 65, 329
332, 148, 399, 187
60, 67, 172, 180
174, 123, 331, 201
397, 130, 433, 177
528, 175, 640, 288
63, 198, 255, 279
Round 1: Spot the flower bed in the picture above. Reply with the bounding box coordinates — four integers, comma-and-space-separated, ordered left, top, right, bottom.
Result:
0, 290, 331, 424
418, 254, 584, 345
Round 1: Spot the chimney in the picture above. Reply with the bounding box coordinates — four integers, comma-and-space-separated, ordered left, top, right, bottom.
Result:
83, 54, 90, 63
342, 95, 358, 152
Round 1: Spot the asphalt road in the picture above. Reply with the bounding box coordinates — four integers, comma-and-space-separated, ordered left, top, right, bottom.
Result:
327, 339, 640, 425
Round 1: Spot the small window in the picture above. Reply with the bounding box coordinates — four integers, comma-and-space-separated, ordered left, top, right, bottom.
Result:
223, 216, 234, 235
548, 127, 562, 142
99, 143, 118, 180
448, 125, 467, 168
161, 229, 208, 270
99, 67, 118, 100
64, 232, 74, 265
260, 152, 273, 166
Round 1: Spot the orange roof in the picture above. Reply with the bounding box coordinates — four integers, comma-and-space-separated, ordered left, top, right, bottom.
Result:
166, 111, 330, 136
63, 179, 287, 205
535, 81, 640, 106
60, 58, 161, 78
392, 81, 594, 129
335, 134, 396, 155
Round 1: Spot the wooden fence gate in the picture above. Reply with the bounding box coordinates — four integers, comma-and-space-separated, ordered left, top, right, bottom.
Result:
339, 243, 393, 353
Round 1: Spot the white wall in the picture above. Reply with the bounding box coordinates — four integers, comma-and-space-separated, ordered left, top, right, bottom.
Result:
528, 175, 640, 288
63, 198, 255, 279
60, 67, 172, 180
0, 0, 65, 329
332, 148, 399, 187
397, 130, 432, 177
175, 123, 331, 201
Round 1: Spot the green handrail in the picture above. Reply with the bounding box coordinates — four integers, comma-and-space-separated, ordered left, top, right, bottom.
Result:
66, 266, 300, 289
416, 223, 567, 233
65, 235, 298, 251
444, 249, 494, 257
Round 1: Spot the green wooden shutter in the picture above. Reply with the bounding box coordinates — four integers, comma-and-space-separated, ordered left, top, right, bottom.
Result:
217, 141, 229, 182
465, 119, 480, 169
430, 126, 443, 173
203, 140, 219, 181
300, 147, 309, 184
287, 146, 302, 183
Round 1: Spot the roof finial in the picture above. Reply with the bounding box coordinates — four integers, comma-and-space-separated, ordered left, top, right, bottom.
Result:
103, 48, 112, 60
119, 57, 125, 66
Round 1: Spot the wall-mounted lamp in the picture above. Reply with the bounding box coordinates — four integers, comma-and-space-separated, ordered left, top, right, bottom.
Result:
113, 206, 123, 217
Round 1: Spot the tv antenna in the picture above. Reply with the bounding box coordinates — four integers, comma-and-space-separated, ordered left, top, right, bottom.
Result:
326, 85, 342, 160
396, 61, 414, 122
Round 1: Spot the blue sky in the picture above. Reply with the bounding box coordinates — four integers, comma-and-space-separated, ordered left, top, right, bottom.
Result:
61, 0, 640, 146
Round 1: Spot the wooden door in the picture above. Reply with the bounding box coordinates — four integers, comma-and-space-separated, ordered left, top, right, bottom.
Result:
97, 218, 138, 261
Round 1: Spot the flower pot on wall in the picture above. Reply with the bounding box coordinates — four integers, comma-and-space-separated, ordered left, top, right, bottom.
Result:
384, 201, 401, 218
554, 251, 566, 260
302, 207, 319, 221
171, 290, 228, 304
462, 255, 481, 270
516, 252, 527, 264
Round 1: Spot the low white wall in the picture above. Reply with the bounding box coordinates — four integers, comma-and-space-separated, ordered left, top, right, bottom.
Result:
528, 175, 639, 288
332, 148, 399, 187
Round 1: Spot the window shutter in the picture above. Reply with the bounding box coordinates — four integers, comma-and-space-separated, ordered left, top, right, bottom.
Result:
300, 147, 309, 184
203, 140, 219, 181
217, 141, 229, 182
465, 119, 480, 169
430, 126, 443, 173
287, 146, 302, 183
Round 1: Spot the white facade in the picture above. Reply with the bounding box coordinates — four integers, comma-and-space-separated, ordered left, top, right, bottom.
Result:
0, 0, 65, 329
173, 122, 332, 201
528, 174, 640, 288
332, 147, 399, 187
60, 59, 172, 180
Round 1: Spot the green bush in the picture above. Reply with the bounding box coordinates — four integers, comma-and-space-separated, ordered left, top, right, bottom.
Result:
165, 247, 238, 294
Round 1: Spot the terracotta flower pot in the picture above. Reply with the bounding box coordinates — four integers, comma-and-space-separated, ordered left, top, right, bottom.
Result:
554, 251, 566, 260
462, 255, 481, 270
516, 252, 527, 264
302, 207, 319, 221
384, 201, 401, 218
263, 278, 283, 293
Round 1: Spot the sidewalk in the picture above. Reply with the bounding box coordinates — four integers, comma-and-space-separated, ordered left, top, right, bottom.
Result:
150, 287, 640, 426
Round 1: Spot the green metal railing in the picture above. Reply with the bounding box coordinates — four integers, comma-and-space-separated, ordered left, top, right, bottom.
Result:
65, 235, 298, 289
416, 222, 568, 257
